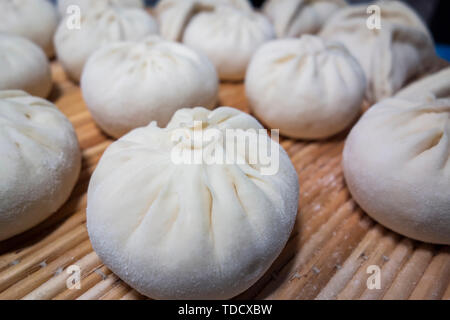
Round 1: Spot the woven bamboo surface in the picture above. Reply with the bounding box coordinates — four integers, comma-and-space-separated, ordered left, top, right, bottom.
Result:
0, 62, 449, 300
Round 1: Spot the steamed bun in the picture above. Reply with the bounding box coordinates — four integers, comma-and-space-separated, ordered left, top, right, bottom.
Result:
157, 1, 275, 80
246, 36, 366, 139
87, 107, 299, 299
343, 97, 450, 244
396, 67, 450, 102
81, 36, 219, 138
54, 5, 158, 82
0, 34, 52, 98
156, 0, 253, 38
263, 0, 347, 38
0, 0, 58, 57
320, 0, 436, 102
0, 90, 81, 241
57, 0, 145, 16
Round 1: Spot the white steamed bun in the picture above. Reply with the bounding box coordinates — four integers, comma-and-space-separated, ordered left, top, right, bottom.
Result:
246, 35, 366, 139
343, 97, 450, 244
54, 5, 158, 82
0, 0, 58, 57
0, 34, 52, 98
320, 0, 437, 103
156, 0, 253, 39
157, 1, 275, 80
263, 0, 347, 38
81, 36, 219, 138
396, 67, 450, 102
87, 107, 299, 299
0, 90, 81, 241
57, 0, 145, 16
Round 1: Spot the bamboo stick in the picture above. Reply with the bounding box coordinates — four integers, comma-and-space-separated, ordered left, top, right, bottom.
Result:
442, 283, 450, 300
100, 281, 131, 300
120, 289, 147, 300
22, 250, 101, 300
77, 131, 108, 151
268, 213, 372, 299
290, 144, 328, 168
383, 243, 435, 300
54, 266, 111, 300
0, 205, 86, 271
70, 110, 94, 129
251, 191, 355, 299
337, 231, 399, 300
302, 146, 343, 175
316, 225, 385, 300
58, 93, 87, 117
77, 273, 120, 300
360, 238, 414, 300
284, 142, 306, 158
1, 241, 92, 300
299, 190, 351, 245
409, 248, 450, 300
0, 224, 88, 292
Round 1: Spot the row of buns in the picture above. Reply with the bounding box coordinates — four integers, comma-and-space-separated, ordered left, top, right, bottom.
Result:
1, 0, 443, 140
0, 0, 449, 300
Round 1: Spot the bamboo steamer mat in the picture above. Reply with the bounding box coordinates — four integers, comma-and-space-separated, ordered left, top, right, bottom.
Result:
0, 61, 449, 301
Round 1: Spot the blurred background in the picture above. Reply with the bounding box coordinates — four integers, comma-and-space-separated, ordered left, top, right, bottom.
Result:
52, 0, 450, 60
149, 0, 449, 45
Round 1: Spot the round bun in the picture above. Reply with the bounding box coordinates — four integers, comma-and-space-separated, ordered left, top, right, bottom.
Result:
263, 0, 347, 38
0, 90, 81, 241
0, 34, 52, 98
157, 1, 274, 80
396, 67, 450, 102
54, 5, 158, 82
87, 107, 299, 299
81, 36, 219, 138
183, 6, 275, 80
156, 0, 253, 41
320, 0, 436, 102
0, 0, 58, 57
343, 97, 450, 244
57, 0, 145, 16
246, 36, 366, 139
